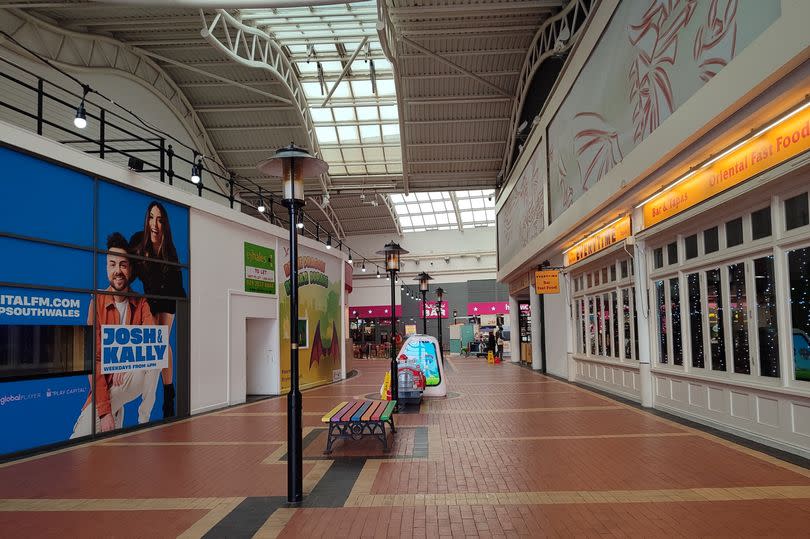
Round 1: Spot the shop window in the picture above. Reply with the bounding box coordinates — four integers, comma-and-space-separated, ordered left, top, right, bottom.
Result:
785, 192, 809, 230
667, 242, 678, 265
670, 278, 683, 366
587, 274, 592, 288
727, 262, 750, 375
726, 217, 744, 248
706, 268, 726, 371
588, 298, 596, 355
653, 247, 664, 269
0, 325, 91, 380
622, 289, 634, 360
611, 291, 620, 359
751, 206, 772, 240
579, 300, 587, 355
788, 246, 810, 382
754, 256, 779, 378
685, 234, 698, 260
602, 294, 611, 357
620, 260, 629, 279
633, 289, 640, 360
687, 273, 705, 368
656, 280, 668, 364
574, 278, 579, 292
595, 296, 604, 355
610, 265, 617, 282
594, 271, 600, 286
601, 267, 609, 284
704, 227, 719, 254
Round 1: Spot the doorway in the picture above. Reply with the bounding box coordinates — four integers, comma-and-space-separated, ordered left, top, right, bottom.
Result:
246, 317, 279, 398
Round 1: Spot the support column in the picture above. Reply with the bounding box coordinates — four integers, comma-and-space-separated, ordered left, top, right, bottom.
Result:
509, 296, 521, 363
633, 234, 653, 408
529, 283, 542, 370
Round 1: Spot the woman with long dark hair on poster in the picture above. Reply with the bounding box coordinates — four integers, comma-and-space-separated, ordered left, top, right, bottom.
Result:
130, 201, 186, 418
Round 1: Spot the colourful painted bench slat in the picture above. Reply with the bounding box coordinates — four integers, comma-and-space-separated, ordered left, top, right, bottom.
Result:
361, 401, 382, 421
322, 401, 349, 423
340, 401, 365, 422
351, 401, 373, 422
379, 401, 396, 422
330, 401, 357, 422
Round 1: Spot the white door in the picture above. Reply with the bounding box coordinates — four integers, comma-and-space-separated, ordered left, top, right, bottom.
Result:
246, 318, 279, 395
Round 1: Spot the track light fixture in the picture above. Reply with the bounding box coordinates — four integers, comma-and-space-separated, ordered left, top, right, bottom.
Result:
361, 260, 366, 272
376, 267, 381, 278
190, 155, 202, 185
348, 250, 353, 264
326, 234, 332, 249
73, 85, 89, 129
257, 187, 266, 213
296, 208, 304, 229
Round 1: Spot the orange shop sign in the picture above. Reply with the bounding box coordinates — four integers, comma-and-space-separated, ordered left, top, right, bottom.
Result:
642, 103, 810, 228
564, 216, 631, 267
534, 270, 560, 294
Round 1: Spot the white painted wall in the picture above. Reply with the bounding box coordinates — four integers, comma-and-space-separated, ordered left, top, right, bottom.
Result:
543, 256, 568, 378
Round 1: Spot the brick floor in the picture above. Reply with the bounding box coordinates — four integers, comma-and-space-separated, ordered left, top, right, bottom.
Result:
0, 356, 808, 538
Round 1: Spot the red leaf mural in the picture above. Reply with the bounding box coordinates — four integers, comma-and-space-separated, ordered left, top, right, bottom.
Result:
694, 0, 738, 82
628, 0, 697, 143
573, 112, 623, 190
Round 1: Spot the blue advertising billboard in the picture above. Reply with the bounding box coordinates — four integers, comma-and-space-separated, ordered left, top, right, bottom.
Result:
0, 146, 189, 456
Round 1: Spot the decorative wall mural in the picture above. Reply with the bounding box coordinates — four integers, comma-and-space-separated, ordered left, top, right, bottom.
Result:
547, 0, 777, 222
497, 142, 546, 267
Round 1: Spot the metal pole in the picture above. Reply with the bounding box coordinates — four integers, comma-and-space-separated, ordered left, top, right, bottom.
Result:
437, 302, 443, 363
99, 109, 106, 160
539, 293, 547, 374
36, 78, 43, 135
421, 290, 427, 335
287, 190, 303, 504
389, 269, 398, 409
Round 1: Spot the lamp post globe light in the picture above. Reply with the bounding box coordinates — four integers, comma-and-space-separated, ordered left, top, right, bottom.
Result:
376, 241, 408, 411
415, 272, 433, 335
257, 143, 327, 504
435, 287, 445, 363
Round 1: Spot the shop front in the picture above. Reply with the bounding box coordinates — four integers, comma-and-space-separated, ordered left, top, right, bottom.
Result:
565, 216, 643, 398
636, 98, 810, 455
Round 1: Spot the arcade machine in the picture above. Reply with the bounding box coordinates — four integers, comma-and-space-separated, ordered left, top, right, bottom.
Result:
396, 334, 447, 398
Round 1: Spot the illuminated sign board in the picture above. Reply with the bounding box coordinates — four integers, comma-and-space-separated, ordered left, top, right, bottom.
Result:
564, 216, 631, 267
642, 102, 810, 228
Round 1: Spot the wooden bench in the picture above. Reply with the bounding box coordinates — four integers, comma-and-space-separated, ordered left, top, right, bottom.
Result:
321, 399, 396, 453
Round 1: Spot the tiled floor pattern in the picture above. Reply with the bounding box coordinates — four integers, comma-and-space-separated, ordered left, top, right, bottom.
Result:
0, 357, 809, 538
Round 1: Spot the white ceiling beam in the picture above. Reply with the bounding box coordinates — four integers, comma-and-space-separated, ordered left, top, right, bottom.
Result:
382, 195, 403, 236
307, 196, 344, 240
141, 49, 293, 104
406, 96, 512, 105
388, 1, 560, 16
321, 36, 367, 107
405, 118, 508, 125
240, 10, 378, 21
195, 104, 294, 112
448, 192, 464, 232
400, 49, 525, 58
208, 125, 303, 131
399, 35, 512, 98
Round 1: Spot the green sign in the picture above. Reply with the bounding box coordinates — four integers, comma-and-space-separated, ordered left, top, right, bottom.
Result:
244, 242, 276, 294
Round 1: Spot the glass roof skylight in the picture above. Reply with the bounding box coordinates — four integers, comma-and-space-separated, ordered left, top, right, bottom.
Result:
240, 1, 401, 179
388, 190, 496, 233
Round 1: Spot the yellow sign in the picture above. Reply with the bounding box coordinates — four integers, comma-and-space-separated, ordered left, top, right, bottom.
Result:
565, 216, 631, 267
405, 324, 417, 336
535, 270, 560, 294
643, 104, 810, 227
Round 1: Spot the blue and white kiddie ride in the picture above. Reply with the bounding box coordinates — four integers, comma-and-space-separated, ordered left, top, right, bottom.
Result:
396, 334, 447, 399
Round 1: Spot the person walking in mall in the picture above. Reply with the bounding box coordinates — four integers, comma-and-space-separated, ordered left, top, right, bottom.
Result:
487, 331, 496, 358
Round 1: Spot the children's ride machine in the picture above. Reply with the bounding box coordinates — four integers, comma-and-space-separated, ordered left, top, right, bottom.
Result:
395, 334, 447, 402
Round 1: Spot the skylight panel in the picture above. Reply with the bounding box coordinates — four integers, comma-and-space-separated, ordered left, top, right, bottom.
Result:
411, 215, 424, 226
303, 82, 324, 98
359, 125, 381, 142
309, 107, 333, 122
379, 106, 398, 120
332, 107, 355, 121
356, 106, 378, 120
337, 125, 359, 142
424, 214, 437, 226
376, 79, 396, 96
315, 126, 338, 143
389, 194, 405, 203
461, 211, 474, 223
471, 198, 486, 209
474, 210, 488, 222
403, 193, 417, 203
457, 199, 471, 210
416, 193, 430, 202
399, 216, 412, 227
381, 124, 399, 141
407, 203, 420, 214
419, 202, 433, 213
351, 80, 375, 97
297, 61, 318, 74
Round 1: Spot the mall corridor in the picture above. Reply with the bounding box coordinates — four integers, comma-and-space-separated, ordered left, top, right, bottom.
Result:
1, 358, 809, 538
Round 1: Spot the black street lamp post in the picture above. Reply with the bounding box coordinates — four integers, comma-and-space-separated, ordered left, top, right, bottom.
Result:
435, 287, 444, 363
415, 272, 433, 335
257, 144, 327, 504
377, 241, 408, 410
